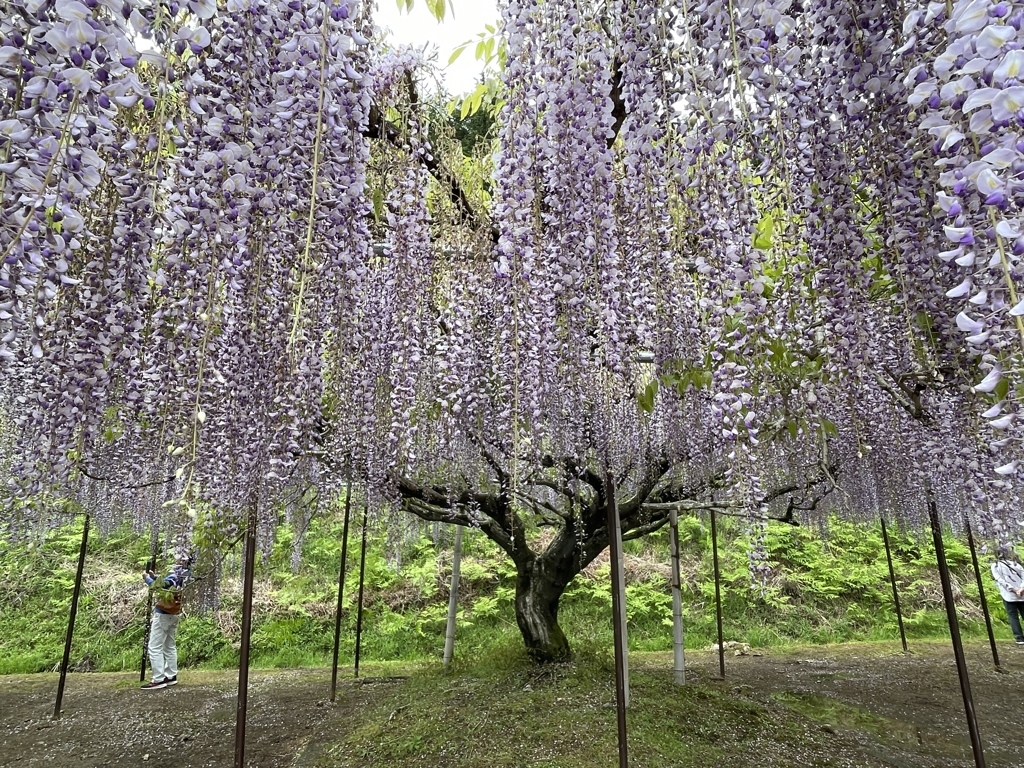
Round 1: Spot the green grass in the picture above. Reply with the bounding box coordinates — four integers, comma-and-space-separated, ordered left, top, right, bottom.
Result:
1, 513, 1017, 676
318, 651, 840, 768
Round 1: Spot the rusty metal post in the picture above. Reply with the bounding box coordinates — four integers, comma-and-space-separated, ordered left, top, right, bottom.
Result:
669, 509, 686, 685
710, 509, 725, 678
54, 514, 89, 720
964, 518, 1000, 670
605, 472, 628, 768
330, 477, 354, 702
353, 501, 369, 678
234, 500, 258, 768
880, 515, 908, 653
929, 496, 987, 768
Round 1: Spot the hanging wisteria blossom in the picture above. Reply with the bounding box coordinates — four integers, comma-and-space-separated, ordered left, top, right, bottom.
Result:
2, 0, 1024, 658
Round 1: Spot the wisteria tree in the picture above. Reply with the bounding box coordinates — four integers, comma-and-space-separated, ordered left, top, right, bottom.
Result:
2, 0, 1024, 662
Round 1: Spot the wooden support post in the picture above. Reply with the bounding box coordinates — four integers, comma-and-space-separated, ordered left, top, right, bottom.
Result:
710, 509, 725, 679
54, 514, 89, 720
443, 524, 464, 667
234, 500, 258, 768
605, 472, 629, 768
964, 519, 1001, 670
330, 477, 354, 702
929, 496, 987, 768
353, 501, 369, 678
880, 515, 908, 653
669, 509, 686, 685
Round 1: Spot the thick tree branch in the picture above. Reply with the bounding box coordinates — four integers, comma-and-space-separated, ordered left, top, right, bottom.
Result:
514, 489, 570, 521
77, 464, 177, 490
539, 454, 605, 500
528, 476, 578, 503
364, 61, 631, 248
396, 474, 517, 555
365, 82, 498, 243
617, 451, 672, 525
467, 431, 510, 484
871, 367, 929, 424
608, 58, 627, 150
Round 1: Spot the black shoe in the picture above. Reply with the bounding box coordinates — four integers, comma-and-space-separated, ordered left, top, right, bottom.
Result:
141, 679, 168, 690
165, 676, 178, 686
1015, 639, 1024, 645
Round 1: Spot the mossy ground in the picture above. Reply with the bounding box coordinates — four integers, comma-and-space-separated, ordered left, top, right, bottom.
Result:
3, 642, 1021, 768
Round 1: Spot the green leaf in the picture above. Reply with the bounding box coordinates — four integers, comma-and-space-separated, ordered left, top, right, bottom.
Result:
995, 376, 1010, 401
638, 380, 659, 413
426, 0, 445, 20
448, 45, 466, 65
460, 83, 488, 119
372, 187, 384, 223
752, 212, 774, 250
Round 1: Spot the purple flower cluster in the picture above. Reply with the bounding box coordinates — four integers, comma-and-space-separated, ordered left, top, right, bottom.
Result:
2, 0, 375, 545
3, 0, 1024, 567
906, 0, 1024, 483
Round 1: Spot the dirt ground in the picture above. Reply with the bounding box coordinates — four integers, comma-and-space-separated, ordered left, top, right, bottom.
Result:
1, 641, 1021, 768
680, 639, 1024, 768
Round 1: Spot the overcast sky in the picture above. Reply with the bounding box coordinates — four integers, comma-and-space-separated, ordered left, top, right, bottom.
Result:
374, 0, 500, 95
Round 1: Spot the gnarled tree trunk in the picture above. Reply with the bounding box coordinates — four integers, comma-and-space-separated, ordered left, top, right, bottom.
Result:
512, 523, 602, 663
514, 556, 573, 662
396, 451, 834, 664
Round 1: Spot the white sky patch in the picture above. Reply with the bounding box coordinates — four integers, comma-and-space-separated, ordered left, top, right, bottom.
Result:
374, 0, 499, 95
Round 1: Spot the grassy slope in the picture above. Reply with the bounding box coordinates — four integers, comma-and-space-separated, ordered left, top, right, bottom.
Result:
0, 510, 1016, 675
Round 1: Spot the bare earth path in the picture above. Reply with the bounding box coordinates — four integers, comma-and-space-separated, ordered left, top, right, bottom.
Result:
1, 641, 1021, 768
664, 640, 1024, 768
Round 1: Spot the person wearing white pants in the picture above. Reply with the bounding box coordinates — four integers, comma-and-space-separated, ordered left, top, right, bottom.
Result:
141, 559, 189, 690
146, 612, 181, 686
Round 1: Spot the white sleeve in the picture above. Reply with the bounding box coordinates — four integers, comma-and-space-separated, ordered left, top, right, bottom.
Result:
1012, 564, 1024, 590
991, 563, 1016, 592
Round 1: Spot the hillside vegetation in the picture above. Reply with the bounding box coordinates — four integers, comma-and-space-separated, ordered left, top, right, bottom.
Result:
0, 511, 1013, 675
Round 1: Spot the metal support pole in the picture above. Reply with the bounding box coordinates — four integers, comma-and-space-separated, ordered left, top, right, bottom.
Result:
669, 509, 686, 685
880, 515, 908, 653
613, 496, 630, 707
605, 472, 628, 768
54, 514, 89, 720
353, 501, 369, 678
140, 611, 151, 682
929, 497, 986, 768
964, 519, 1000, 670
330, 477, 354, 702
443, 525, 464, 667
234, 500, 258, 768
710, 509, 725, 678
140, 538, 157, 682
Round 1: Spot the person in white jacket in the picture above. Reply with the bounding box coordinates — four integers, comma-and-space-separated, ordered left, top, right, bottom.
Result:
990, 545, 1024, 645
